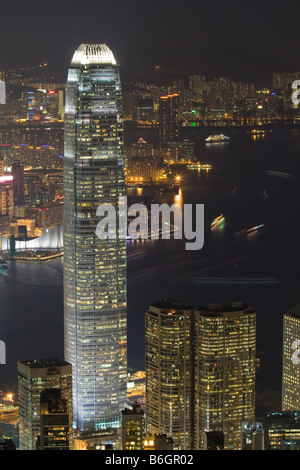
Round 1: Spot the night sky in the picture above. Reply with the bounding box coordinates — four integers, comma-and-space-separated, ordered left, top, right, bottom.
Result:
0, 0, 300, 83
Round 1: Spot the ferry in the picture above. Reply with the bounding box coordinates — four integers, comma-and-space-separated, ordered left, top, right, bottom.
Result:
247, 224, 264, 234
250, 129, 266, 135
211, 214, 225, 228
205, 134, 230, 143
234, 224, 264, 239
187, 163, 212, 171
201, 164, 212, 170
250, 129, 272, 136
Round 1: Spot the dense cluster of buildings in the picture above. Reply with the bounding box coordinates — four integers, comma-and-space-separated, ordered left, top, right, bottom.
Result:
9, 301, 300, 451
1, 45, 300, 451
123, 71, 300, 126
0, 159, 62, 239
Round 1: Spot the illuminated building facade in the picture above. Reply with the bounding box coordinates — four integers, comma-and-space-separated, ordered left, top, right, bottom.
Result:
145, 300, 193, 450
0, 174, 13, 236
64, 44, 127, 431
126, 155, 164, 183
17, 358, 72, 450
27, 92, 35, 121
189, 75, 206, 101
241, 421, 264, 450
12, 161, 25, 206
38, 388, 70, 450
282, 305, 300, 411
264, 411, 300, 450
0, 175, 13, 217
73, 430, 121, 450
193, 302, 256, 450
159, 94, 179, 146
143, 434, 173, 450
121, 403, 144, 450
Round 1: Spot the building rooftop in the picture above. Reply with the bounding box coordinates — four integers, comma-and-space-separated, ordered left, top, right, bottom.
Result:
18, 358, 70, 369
122, 403, 144, 415
265, 411, 300, 426
196, 301, 254, 314
150, 299, 194, 311
286, 304, 300, 318
71, 44, 116, 66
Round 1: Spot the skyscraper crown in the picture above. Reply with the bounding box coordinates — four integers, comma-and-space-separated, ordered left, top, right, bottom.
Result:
71, 43, 116, 65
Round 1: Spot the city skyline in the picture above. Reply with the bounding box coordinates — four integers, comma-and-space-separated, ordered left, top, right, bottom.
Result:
1, 2, 300, 453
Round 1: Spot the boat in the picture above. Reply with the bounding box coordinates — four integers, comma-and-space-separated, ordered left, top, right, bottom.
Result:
247, 224, 264, 234
187, 163, 212, 171
234, 224, 264, 239
211, 214, 225, 228
201, 164, 212, 170
205, 134, 230, 143
250, 129, 266, 135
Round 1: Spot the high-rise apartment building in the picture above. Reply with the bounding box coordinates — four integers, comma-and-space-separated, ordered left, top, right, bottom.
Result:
12, 161, 25, 206
0, 173, 13, 236
159, 94, 179, 147
17, 358, 72, 450
194, 302, 256, 450
145, 300, 256, 451
145, 300, 193, 450
189, 75, 206, 101
64, 44, 127, 431
282, 305, 300, 410
0, 174, 13, 217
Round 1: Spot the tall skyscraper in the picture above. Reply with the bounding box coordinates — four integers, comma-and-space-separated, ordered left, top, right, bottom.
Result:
17, 358, 72, 450
189, 75, 206, 100
282, 305, 300, 410
145, 300, 193, 450
0, 174, 13, 217
0, 173, 14, 236
193, 302, 256, 450
12, 161, 25, 206
64, 44, 127, 431
159, 94, 179, 147
145, 300, 256, 451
